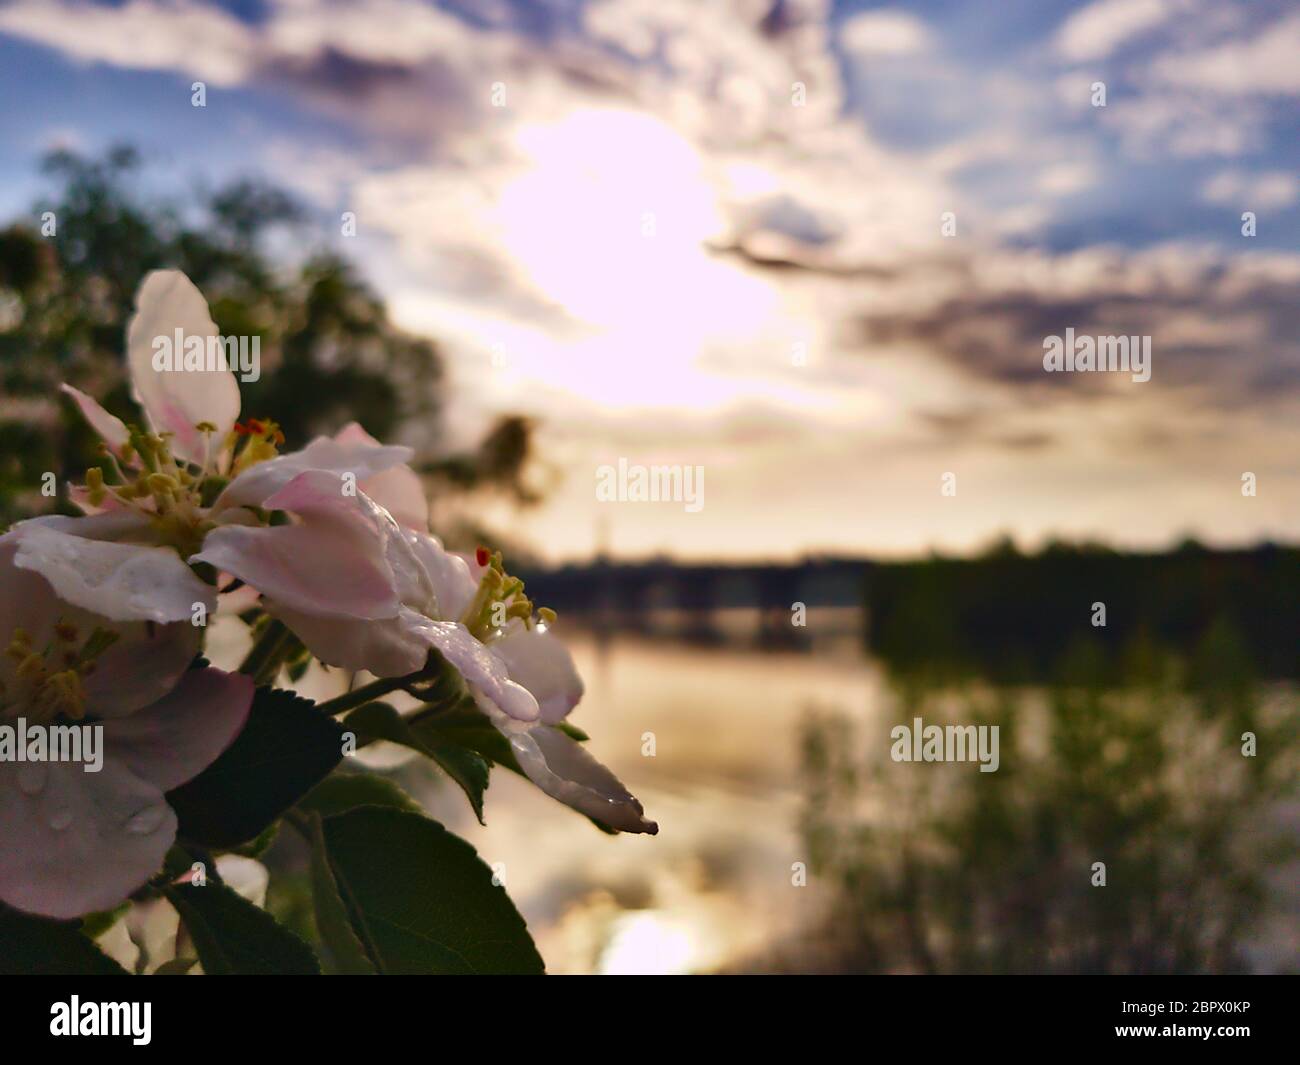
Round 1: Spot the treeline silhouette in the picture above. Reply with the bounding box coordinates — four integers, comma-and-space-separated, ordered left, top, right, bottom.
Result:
867, 538, 1298, 681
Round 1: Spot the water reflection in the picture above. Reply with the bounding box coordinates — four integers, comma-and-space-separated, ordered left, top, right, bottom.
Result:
403, 618, 884, 974
402, 611, 1297, 974
221, 598, 1295, 975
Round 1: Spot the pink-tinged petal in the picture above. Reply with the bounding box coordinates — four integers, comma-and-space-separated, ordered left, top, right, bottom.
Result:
67, 484, 128, 515
334, 422, 428, 531
193, 474, 401, 621
333, 422, 379, 447
85, 621, 202, 719
0, 757, 176, 919
265, 470, 434, 613
8, 524, 215, 624
127, 270, 240, 464
105, 668, 253, 793
216, 581, 262, 615
15, 511, 157, 543
265, 603, 430, 678
358, 463, 428, 531
0, 542, 199, 717
194, 524, 397, 621
493, 718, 657, 835
215, 435, 414, 512
60, 384, 130, 457
491, 626, 585, 724
407, 616, 540, 720
407, 532, 477, 620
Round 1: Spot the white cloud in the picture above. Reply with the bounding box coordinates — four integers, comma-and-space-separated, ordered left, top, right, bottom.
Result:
0, 0, 254, 85
1061, 7, 1298, 159
839, 9, 931, 58
264, 0, 470, 65
1149, 13, 1300, 96
1101, 92, 1265, 159
1056, 0, 1171, 62
1201, 169, 1299, 210
5, 0, 1297, 557
0, 0, 488, 88
1036, 160, 1098, 197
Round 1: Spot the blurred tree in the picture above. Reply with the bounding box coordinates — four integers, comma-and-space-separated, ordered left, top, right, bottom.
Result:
795, 633, 1298, 974
0, 145, 535, 525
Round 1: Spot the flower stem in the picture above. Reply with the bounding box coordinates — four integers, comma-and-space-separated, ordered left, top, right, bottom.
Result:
239, 619, 293, 684
317, 673, 414, 717
316, 654, 452, 717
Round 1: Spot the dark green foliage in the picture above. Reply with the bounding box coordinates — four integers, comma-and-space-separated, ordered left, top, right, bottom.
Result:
165, 880, 321, 975
312, 807, 545, 974
168, 687, 344, 848
343, 701, 490, 823
0, 903, 130, 975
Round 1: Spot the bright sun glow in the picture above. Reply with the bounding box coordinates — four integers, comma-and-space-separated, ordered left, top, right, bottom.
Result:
597, 910, 696, 975
499, 108, 728, 323
486, 108, 784, 408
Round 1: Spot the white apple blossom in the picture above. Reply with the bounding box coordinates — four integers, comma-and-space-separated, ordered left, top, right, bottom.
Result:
55, 267, 655, 835
0, 531, 252, 919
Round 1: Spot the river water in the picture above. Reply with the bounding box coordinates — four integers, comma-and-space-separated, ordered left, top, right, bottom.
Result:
211, 609, 1297, 974
406, 614, 888, 973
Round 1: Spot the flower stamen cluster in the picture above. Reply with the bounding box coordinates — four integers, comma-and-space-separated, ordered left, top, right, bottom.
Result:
1, 623, 120, 723
77, 418, 283, 558
460, 548, 556, 639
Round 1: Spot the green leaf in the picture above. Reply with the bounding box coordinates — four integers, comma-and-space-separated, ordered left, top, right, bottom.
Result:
412, 706, 617, 834
298, 772, 425, 971
412, 703, 521, 771
78, 902, 129, 939
159, 843, 200, 883
231, 821, 280, 860
168, 686, 344, 847
555, 721, 590, 742
307, 813, 377, 975
316, 806, 545, 974
288, 772, 428, 976
165, 881, 321, 975
0, 904, 130, 975
299, 771, 423, 819
344, 702, 489, 823
406, 706, 617, 835
424, 743, 491, 822
286, 645, 313, 682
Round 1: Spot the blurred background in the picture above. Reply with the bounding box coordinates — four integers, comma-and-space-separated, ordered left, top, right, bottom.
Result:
0, 0, 1296, 972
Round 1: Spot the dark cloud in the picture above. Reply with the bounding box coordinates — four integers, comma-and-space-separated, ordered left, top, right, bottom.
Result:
875, 272, 1299, 405
263, 46, 422, 100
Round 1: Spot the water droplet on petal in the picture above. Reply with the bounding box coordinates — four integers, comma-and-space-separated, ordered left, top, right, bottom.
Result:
17, 762, 47, 796
47, 806, 74, 832
123, 804, 168, 836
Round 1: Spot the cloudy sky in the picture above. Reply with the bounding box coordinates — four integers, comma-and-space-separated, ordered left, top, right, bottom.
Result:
0, 0, 1297, 561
